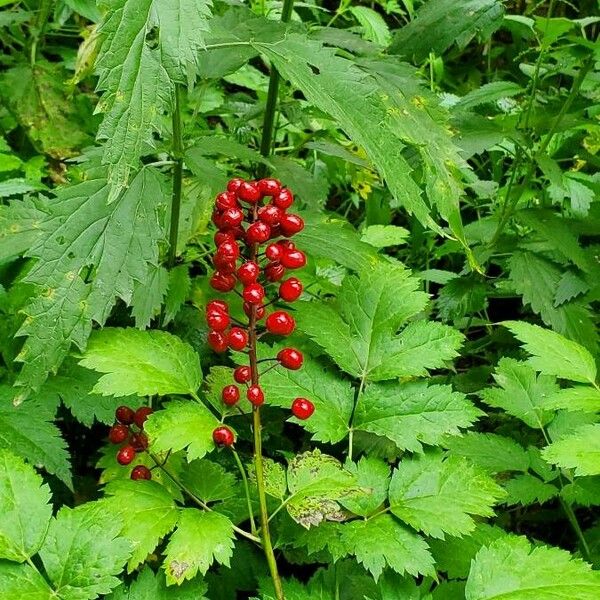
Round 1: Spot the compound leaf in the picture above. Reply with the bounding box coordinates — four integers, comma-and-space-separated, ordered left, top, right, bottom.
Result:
542, 424, 600, 476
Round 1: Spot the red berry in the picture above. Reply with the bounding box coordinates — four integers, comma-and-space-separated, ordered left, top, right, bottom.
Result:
237, 181, 261, 203
273, 188, 293, 209
247, 384, 265, 406
212, 209, 226, 229
115, 406, 135, 425
213, 254, 237, 274
243, 302, 265, 320
277, 347, 304, 370
206, 310, 230, 331
131, 432, 149, 452
269, 224, 282, 239
210, 272, 236, 292
216, 240, 240, 261
215, 191, 239, 211
265, 262, 285, 282
257, 178, 282, 196
280, 214, 304, 236
222, 385, 240, 406
246, 222, 271, 244
221, 207, 244, 228
207, 300, 228, 314
108, 424, 129, 444
280, 249, 306, 269
233, 366, 252, 384
265, 243, 283, 261
280, 240, 295, 249
213, 426, 235, 447
117, 445, 136, 465
237, 261, 260, 285
279, 277, 303, 302
291, 397, 315, 420
258, 204, 283, 226
134, 407, 153, 429
208, 330, 228, 352
242, 282, 265, 304
227, 178, 244, 193
266, 311, 295, 336
227, 327, 249, 351
131, 465, 152, 480
214, 231, 236, 246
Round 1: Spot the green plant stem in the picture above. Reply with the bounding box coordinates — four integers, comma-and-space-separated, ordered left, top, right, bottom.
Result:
347, 375, 367, 462
30, 0, 53, 65
168, 84, 184, 269
232, 448, 257, 535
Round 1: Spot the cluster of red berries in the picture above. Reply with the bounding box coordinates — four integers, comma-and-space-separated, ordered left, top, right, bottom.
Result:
108, 405, 154, 480
207, 178, 315, 447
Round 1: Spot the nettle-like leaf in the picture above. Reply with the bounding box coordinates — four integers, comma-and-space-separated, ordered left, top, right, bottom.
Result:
542, 424, 600, 476
164, 510, 235, 584
104, 480, 179, 572
480, 358, 558, 429
79, 328, 202, 397
0, 449, 52, 562
0, 385, 71, 487
95, 0, 212, 194
145, 400, 220, 461
465, 536, 600, 599
12, 165, 168, 392
545, 386, 600, 413
294, 263, 462, 381
388, 451, 506, 539
354, 381, 481, 452
341, 456, 390, 517
503, 321, 597, 385
503, 473, 558, 506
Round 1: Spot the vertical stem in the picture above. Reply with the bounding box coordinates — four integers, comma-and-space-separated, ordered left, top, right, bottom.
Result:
232, 448, 257, 535
168, 84, 184, 269
30, 0, 53, 66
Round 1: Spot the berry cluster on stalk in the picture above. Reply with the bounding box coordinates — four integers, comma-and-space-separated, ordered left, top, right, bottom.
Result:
207, 177, 315, 445
108, 405, 154, 480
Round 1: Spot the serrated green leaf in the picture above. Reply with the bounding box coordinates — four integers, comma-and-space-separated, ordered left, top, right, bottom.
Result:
349, 6, 391, 46
465, 536, 600, 599
0, 449, 52, 562
354, 381, 481, 452
503, 321, 597, 385
145, 400, 219, 461
555, 271, 589, 306
561, 477, 600, 507
545, 386, 600, 413
542, 424, 600, 476
360, 225, 409, 248
455, 81, 523, 111
0, 562, 53, 599
164, 265, 191, 326
164, 510, 234, 584
443, 432, 530, 473
0, 196, 47, 263
480, 358, 558, 428
389, 451, 505, 539
180, 459, 237, 503
341, 456, 390, 517
80, 328, 201, 397
503, 473, 558, 506
104, 480, 179, 572
131, 265, 169, 328
38, 503, 131, 600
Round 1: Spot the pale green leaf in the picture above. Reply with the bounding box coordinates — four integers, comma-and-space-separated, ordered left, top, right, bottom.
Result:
349, 6, 391, 46
545, 386, 600, 413
455, 81, 523, 110
542, 424, 600, 476
503, 473, 558, 506
164, 510, 234, 584
389, 451, 505, 538
360, 225, 409, 248
561, 477, 600, 507
465, 536, 600, 599
0, 449, 52, 562
80, 328, 202, 397
354, 381, 481, 452
0, 562, 53, 600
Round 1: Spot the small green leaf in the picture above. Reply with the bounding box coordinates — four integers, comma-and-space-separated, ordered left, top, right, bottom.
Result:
545, 386, 600, 413
341, 456, 390, 517
361, 225, 409, 248
503, 474, 558, 506
542, 424, 600, 476
349, 6, 391, 46
181, 460, 237, 503
0, 562, 53, 599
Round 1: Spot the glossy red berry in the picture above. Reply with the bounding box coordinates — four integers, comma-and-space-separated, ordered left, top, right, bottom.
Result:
214, 230, 236, 246
216, 240, 240, 261
242, 282, 265, 304
117, 445, 136, 465
243, 302, 265, 320
227, 178, 244, 193
291, 397, 315, 420
273, 188, 294, 209
233, 365, 252, 384
210, 272, 236, 292
134, 407, 153, 429
221, 207, 244, 228
279, 277, 303, 302
280, 249, 306, 269
206, 310, 230, 331
265, 243, 283, 261
213, 426, 235, 447
237, 181, 261, 203
266, 311, 295, 336
247, 384, 265, 406
115, 405, 135, 425
213, 254, 237, 274
258, 178, 282, 196
246, 221, 271, 244
108, 424, 129, 444
265, 262, 285, 282
237, 261, 260, 285
215, 191, 239, 211
277, 347, 304, 370
212, 209, 226, 229
131, 465, 152, 480
227, 327, 249, 351
207, 300, 228, 314
258, 204, 283, 226
131, 432, 149, 452
280, 214, 304, 236
222, 385, 241, 406
208, 330, 228, 353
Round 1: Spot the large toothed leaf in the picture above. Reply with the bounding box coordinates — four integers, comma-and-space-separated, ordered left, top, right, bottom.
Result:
79, 328, 202, 397
542, 424, 600, 476
465, 536, 600, 600
354, 382, 481, 452
106, 567, 209, 599
388, 451, 505, 539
